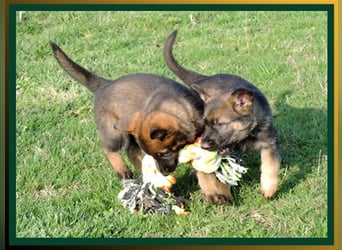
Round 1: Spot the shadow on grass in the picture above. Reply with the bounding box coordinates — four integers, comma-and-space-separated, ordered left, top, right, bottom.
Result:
172, 90, 328, 206
272, 91, 328, 198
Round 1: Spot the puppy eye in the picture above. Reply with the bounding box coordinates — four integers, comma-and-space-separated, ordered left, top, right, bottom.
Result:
156, 150, 175, 158
212, 120, 222, 126
205, 119, 227, 128
156, 151, 170, 158
214, 121, 228, 128
156, 152, 165, 157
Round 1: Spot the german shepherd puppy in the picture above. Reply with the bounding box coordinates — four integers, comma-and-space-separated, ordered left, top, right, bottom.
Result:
51, 42, 204, 180
164, 31, 280, 204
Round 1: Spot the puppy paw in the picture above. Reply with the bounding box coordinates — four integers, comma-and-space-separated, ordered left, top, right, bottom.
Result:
117, 170, 134, 180
196, 171, 233, 205
260, 176, 278, 199
205, 194, 232, 205
260, 148, 280, 199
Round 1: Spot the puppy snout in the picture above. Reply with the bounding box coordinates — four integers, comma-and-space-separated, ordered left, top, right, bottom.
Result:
157, 158, 178, 175
201, 139, 218, 151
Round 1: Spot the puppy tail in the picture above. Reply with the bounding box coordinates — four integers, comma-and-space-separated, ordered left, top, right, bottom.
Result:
164, 30, 206, 86
50, 42, 105, 93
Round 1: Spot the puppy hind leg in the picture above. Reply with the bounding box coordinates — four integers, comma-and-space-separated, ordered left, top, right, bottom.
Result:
260, 147, 280, 198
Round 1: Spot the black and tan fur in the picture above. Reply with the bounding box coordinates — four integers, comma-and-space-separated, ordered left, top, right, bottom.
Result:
51, 42, 204, 180
164, 30, 280, 204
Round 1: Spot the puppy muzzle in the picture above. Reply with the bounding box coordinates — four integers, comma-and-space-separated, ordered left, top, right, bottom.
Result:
156, 158, 178, 175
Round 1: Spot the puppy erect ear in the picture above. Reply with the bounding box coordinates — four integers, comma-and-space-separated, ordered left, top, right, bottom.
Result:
114, 112, 142, 135
229, 89, 253, 115
150, 128, 168, 141
191, 84, 212, 103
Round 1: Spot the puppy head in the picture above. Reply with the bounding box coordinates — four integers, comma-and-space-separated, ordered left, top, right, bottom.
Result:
199, 88, 258, 151
115, 111, 194, 175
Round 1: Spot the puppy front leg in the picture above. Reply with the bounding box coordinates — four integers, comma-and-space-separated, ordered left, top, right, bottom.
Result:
126, 138, 145, 174
98, 122, 133, 180
196, 171, 232, 205
103, 148, 133, 180
260, 147, 280, 198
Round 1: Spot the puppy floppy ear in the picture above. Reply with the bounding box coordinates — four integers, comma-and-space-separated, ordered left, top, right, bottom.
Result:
114, 112, 143, 136
229, 89, 253, 115
150, 128, 168, 141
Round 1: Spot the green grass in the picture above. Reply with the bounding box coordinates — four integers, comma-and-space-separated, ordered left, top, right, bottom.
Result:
15, 11, 328, 239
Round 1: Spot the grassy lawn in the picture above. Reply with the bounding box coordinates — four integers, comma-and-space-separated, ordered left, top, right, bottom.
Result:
15, 10, 329, 239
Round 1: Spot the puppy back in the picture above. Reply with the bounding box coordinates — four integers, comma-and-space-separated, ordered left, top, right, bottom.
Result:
50, 42, 105, 93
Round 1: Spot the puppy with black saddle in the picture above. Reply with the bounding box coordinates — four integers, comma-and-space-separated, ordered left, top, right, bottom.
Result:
164, 30, 281, 204
51, 41, 204, 183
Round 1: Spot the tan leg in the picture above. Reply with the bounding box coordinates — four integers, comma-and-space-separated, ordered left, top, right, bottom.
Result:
196, 171, 232, 204
103, 149, 133, 180
260, 147, 280, 198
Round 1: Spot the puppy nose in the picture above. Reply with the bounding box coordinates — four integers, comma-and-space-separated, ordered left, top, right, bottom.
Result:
201, 139, 218, 151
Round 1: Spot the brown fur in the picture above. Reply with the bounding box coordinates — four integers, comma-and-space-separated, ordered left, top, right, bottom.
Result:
164, 30, 280, 204
196, 171, 232, 205
51, 42, 204, 179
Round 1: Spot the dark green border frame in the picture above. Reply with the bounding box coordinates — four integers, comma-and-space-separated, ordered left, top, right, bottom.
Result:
7, 4, 335, 247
